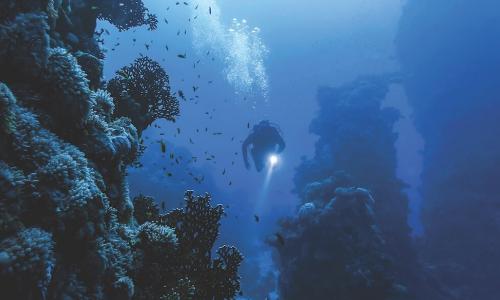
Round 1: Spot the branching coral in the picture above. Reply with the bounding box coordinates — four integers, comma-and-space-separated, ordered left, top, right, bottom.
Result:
96, 0, 158, 31
107, 56, 179, 133
131, 191, 243, 300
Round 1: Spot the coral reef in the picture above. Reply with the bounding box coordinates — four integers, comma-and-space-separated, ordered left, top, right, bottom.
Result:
0, 228, 55, 299
133, 191, 243, 300
397, 1, 500, 299
274, 77, 442, 299
95, 0, 158, 31
292, 77, 421, 293
273, 179, 403, 300
108, 56, 180, 134
0, 0, 241, 299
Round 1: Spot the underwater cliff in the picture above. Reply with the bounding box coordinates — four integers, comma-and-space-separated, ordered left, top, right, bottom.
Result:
397, 1, 500, 299
271, 77, 442, 300
0, 0, 242, 299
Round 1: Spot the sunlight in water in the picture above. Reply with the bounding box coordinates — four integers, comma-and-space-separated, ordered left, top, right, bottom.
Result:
190, 0, 269, 99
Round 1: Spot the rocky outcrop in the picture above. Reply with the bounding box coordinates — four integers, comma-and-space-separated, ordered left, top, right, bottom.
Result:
0, 1, 241, 299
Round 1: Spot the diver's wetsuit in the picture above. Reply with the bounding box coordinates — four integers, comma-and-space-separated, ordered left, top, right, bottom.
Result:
242, 121, 285, 172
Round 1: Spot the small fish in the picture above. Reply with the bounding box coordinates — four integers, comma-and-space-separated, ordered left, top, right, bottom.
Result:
222, 168, 226, 175
183, 1, 188, 5
229, 181, 232, 186
247, 122, 250, 128
166, 172, 173, 177
145, 43, 150, 50
165, 44, 169, 51
160, 140, 166, 153
189, 138, 194, 144
178, 90, 186, 100
213, 132, 222, 135
276, 233, 285, 246
177, 128, 181, 134
195, 4, 199, 9
164, 18, 168, 24
209, 6, 212, 14
177, 53, 186, 59
254, 215, 260, 222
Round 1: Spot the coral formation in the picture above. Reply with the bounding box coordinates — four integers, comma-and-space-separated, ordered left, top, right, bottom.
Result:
273, 181, 402, 300
0, 228, 55, 299
132, 191, 243, 299
0, 0, 241, 299
293, 77, 419, 289
96, 0, 158, 31
108, 56, 180, 134
274, 77, 440, 299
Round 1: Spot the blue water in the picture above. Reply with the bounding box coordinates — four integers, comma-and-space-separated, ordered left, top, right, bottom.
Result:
96, 0, 500, 298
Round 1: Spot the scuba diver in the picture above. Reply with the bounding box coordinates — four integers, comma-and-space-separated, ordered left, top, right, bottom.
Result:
242, 120, 285, 172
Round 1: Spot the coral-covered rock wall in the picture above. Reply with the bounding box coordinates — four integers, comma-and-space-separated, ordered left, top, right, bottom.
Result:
0, 1, 241, 299
275, 77, 443, 299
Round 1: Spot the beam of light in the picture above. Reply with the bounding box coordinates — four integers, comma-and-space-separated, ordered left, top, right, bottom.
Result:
255, 154, 280, 214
